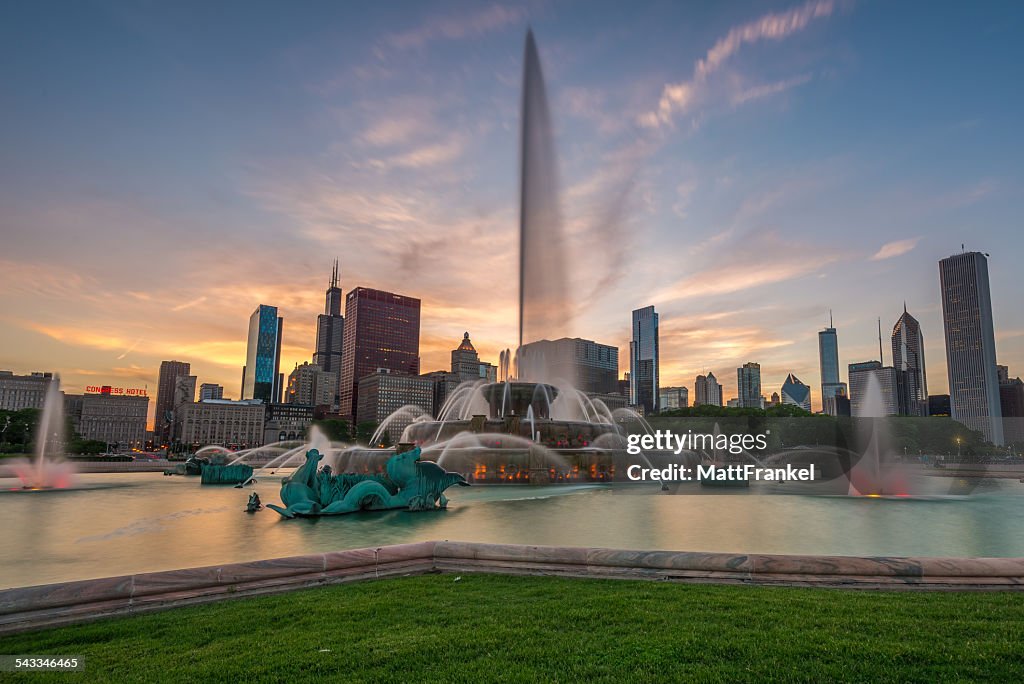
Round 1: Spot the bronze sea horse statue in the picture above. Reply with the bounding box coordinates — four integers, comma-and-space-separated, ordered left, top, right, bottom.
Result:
267, 446, 470, 518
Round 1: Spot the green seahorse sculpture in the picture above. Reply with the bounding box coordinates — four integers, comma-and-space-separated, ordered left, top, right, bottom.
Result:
266, 446, 469, 518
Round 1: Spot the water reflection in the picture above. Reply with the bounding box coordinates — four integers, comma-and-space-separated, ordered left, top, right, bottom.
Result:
1, 472, 1022, 589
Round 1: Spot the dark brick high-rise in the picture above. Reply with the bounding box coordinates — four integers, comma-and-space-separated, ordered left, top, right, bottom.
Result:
337, 287, 420, 419
156, 360, 190, 446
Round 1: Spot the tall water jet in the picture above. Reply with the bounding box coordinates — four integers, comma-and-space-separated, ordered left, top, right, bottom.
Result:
847, 372, 911, 496
518, 29, 571, 379
362, 30, 646, 483
7, 376, 77, 489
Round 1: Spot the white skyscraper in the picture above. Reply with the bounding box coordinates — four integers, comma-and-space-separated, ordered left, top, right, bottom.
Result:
939, 251, 1003, 445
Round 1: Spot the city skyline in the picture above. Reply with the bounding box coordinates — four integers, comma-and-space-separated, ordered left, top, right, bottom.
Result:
2, 245, 1019, 419
2, 1, 1023, 421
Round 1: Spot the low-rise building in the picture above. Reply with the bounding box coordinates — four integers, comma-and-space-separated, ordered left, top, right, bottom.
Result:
199, 383, 224, 401
0, 371, 58, 411
659, 386, 689, 410
420, 370, 461, 418
822, 388, 851, 417
73, 392, 149, 451
177, 399, 265, 450
999, 376, 1024, 446
64, 393, 84, 434
928, 394, 951, 416
519, 337, 619, 394
264, 402, 314, 445
356, 370, 434, 443
588, 392, 627, 412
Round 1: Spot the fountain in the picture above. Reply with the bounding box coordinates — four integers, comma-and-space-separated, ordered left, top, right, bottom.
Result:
845, 373, 914, 496
395, 30, 663, 481
4, 377, 77, 490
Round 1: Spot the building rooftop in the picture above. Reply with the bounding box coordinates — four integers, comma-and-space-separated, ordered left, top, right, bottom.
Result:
456, 332, 477, 353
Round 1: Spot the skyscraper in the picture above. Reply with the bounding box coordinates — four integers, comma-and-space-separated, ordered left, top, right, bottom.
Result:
694, 372, 722, 407
338, 287, 421, 419
313, 260, 345, 409
817, 316, 847, 415
156, 360, 190, 446
848, 361, 901, 417
629, 305, 659, 413
892, 305, 928, 416
737, 362, 762, 409
451, 332, 499, 384
780, 373, 811, 412
939, 251, 1003, 445
241, 304, 283, 404
286, 362, 336, 407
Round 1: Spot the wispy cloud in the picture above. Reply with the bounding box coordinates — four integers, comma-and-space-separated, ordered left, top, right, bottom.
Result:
731, 73, 813, 105
870, 237, 921, 261
116, 337, 143, 360
366, 135, 465, 170
639, 0, 835, 128
360, 116, 431, 147
652, 229, 842, 303
172, 296, 207, 312
385, 4, 527, 50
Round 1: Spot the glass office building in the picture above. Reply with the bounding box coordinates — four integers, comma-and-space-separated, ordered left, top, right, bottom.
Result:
892, 306, 928, 416
818, 324, 847, 414
737, 362, 762, 408
629, 306, 659, 414
781, 373, 811, 412
242, 304, 283, 404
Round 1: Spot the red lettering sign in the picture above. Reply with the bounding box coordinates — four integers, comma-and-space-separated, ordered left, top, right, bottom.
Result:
85, 385, 148, 397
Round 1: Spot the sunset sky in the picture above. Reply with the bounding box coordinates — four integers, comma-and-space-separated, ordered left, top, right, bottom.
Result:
2, 0, 1023, 425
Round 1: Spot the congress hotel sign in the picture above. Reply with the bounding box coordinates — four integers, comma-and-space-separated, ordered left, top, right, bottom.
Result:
85, 385, 148, 397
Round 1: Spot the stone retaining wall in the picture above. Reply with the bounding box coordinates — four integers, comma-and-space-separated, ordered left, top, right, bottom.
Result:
2, 542, 1022, 635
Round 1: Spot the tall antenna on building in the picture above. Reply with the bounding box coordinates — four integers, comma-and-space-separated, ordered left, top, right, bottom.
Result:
878, 317, 884, 365
330, 258, 339, 289
829, 309, 833, 328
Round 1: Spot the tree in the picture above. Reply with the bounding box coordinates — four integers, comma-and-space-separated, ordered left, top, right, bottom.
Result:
68, 438, 106, 455
355, 421, 379, 445
310, 419, 351, 443
0, 408, 40, 454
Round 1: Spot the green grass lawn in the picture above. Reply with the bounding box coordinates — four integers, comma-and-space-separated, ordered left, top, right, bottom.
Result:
2, 574, 1023, 683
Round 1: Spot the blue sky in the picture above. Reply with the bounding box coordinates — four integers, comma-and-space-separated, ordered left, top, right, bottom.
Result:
2, 0, 1022, 415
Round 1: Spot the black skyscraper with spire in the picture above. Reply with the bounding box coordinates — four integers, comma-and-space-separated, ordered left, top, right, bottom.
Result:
313, 259, 345, 409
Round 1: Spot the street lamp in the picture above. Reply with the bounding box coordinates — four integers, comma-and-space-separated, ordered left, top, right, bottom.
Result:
955, 436, 962, 460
